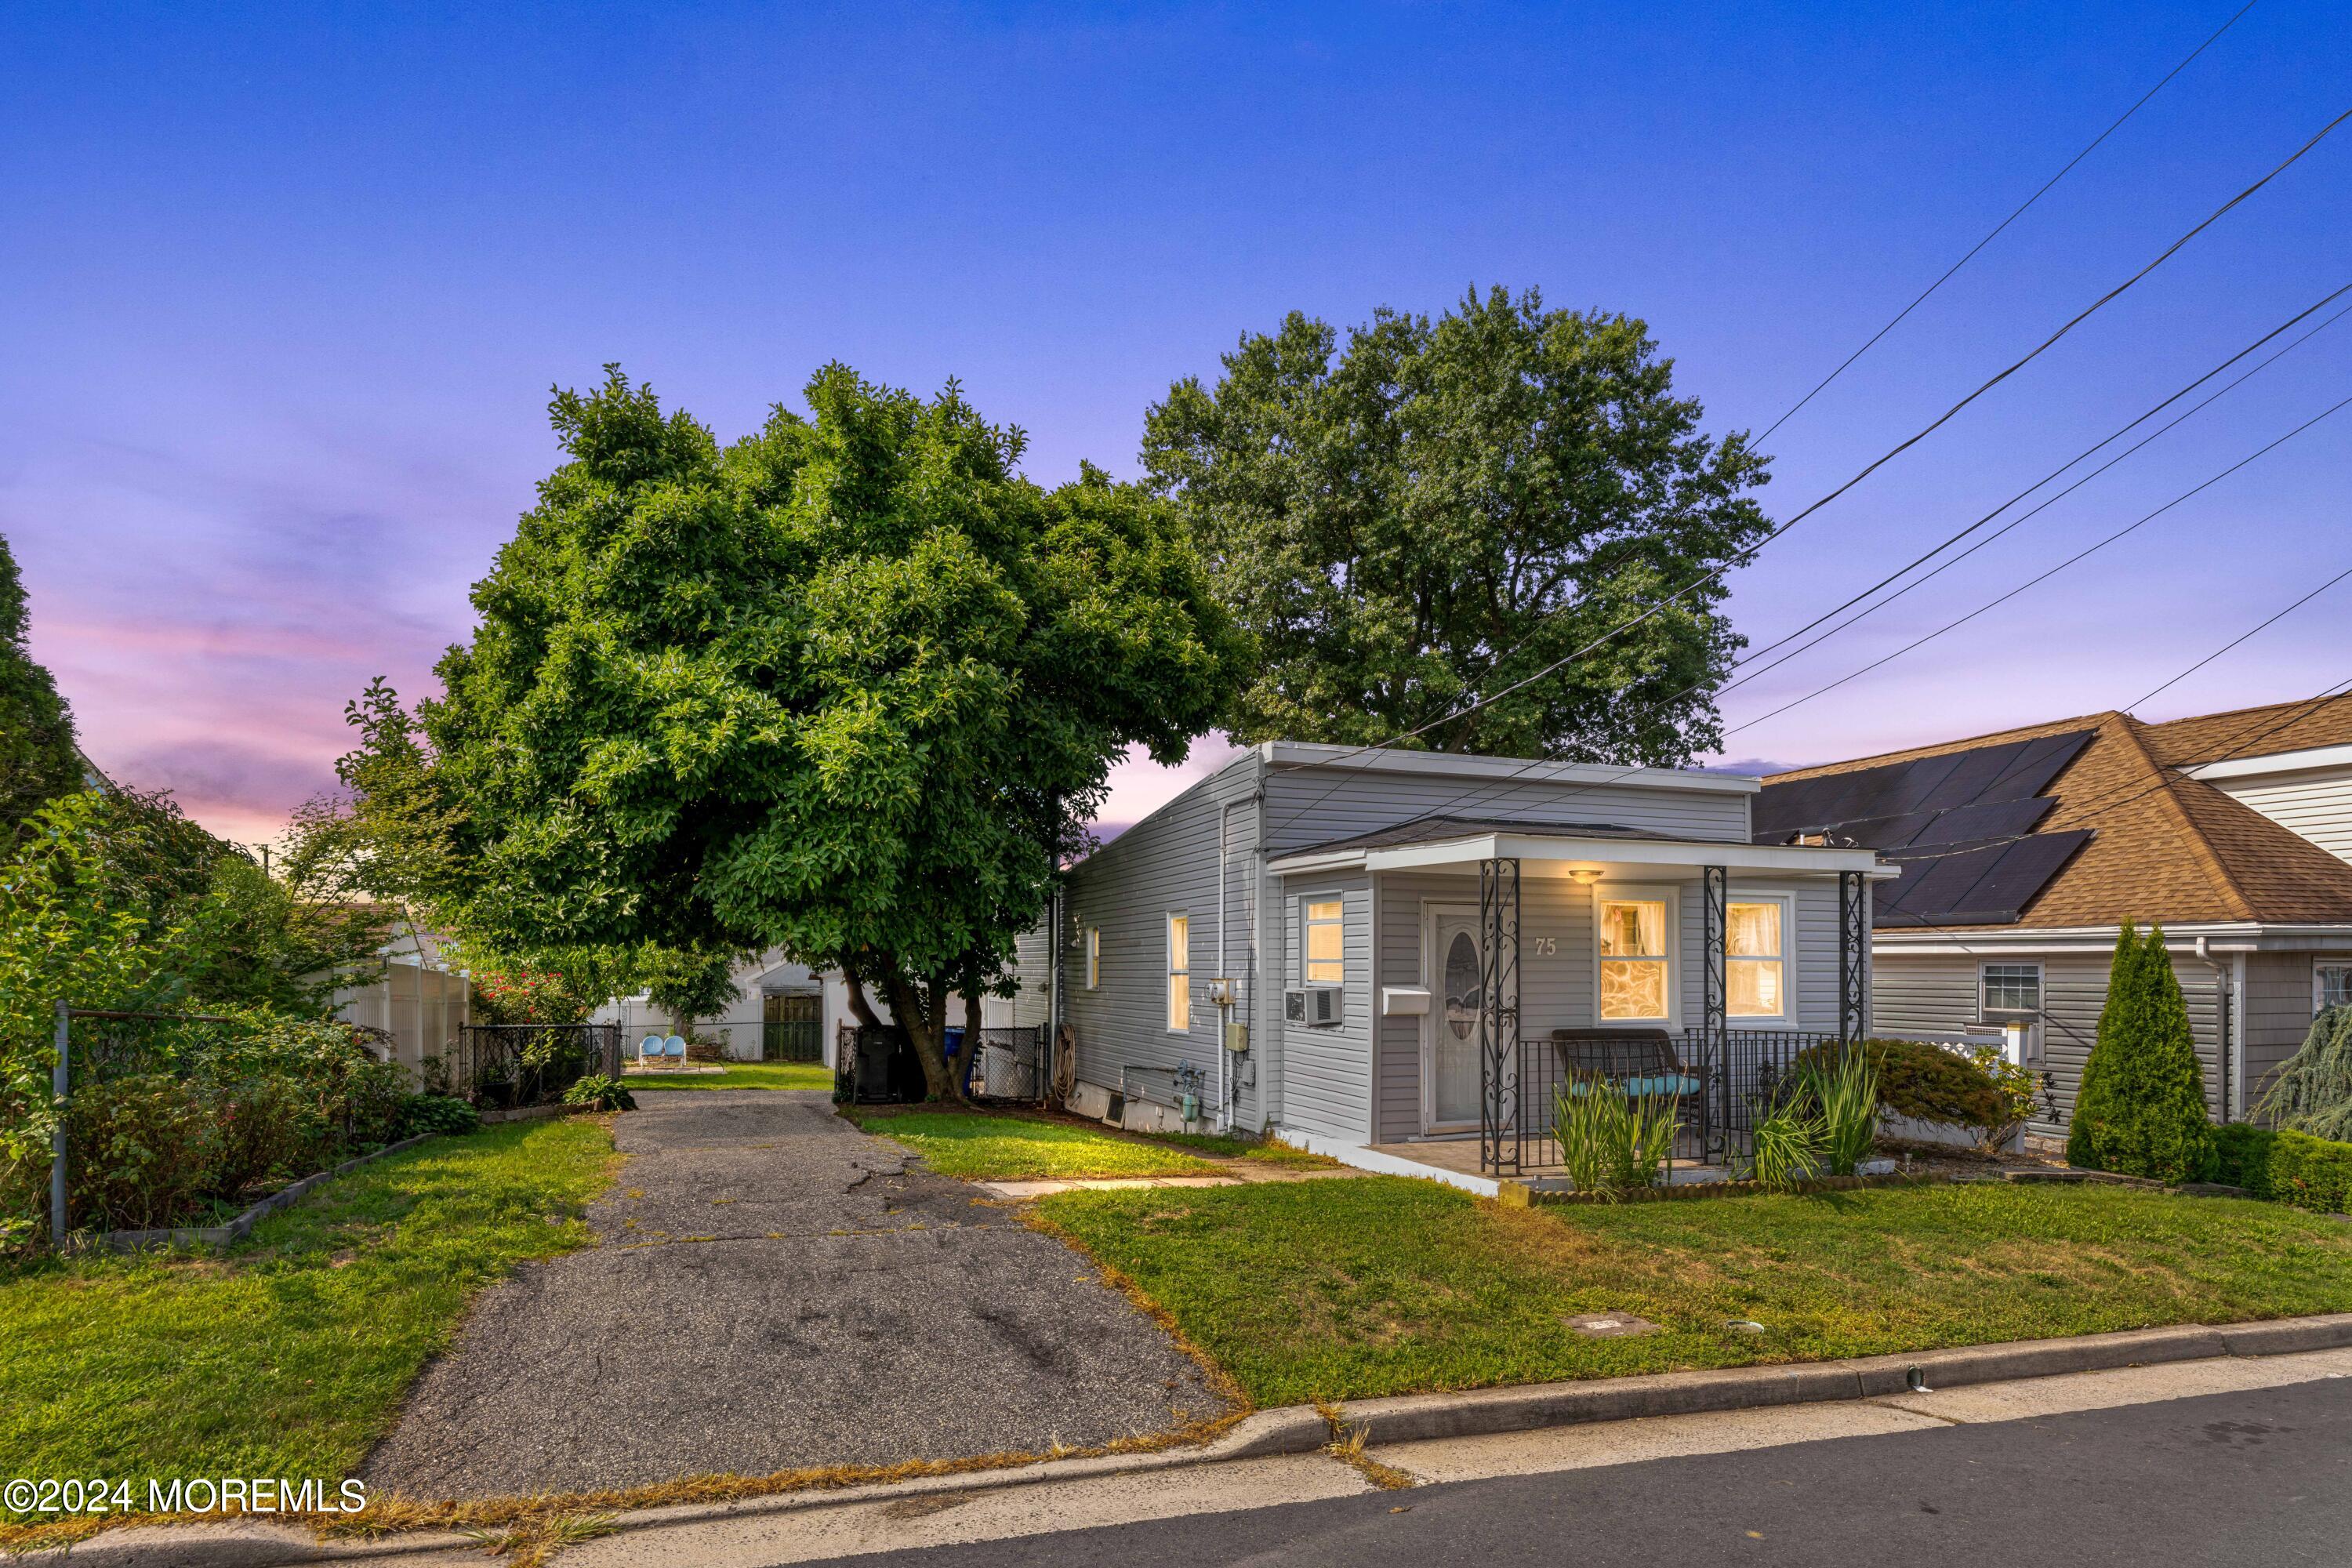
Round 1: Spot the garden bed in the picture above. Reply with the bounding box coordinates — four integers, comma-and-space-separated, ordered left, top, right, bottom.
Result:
94, 1133, 434, 1252
1033, 1174, 2352, 1407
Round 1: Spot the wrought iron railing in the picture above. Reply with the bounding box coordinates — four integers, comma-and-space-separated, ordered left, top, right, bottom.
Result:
1488, 1027, 1845, 1175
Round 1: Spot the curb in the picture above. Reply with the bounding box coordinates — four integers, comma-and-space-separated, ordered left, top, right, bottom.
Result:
54, 1312, 2352, 1563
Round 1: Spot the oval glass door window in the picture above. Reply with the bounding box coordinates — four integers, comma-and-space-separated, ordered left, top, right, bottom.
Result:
1443, 931, 1482, 1040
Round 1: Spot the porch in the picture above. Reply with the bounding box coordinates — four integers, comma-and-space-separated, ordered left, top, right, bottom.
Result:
1265, 816, 1891, 1179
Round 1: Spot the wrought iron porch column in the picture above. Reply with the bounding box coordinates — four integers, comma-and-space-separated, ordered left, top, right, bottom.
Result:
1701, 866, 1727, 1160
1478, 857, 1522, 1176
1838, 869, 1869, 1044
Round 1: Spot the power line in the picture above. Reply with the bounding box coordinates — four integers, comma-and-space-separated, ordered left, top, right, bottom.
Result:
1719, 390, 2352, 738
1263, 97, 2352, 801
1755, 0, 2263, 444
1259, 284, 2352, 839
1712, 286, 2352, 700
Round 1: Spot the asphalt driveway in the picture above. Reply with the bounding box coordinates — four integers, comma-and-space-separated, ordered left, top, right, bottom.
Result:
361, 1091, 1231, 1500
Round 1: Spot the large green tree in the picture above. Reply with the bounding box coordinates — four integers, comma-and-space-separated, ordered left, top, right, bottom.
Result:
349, 365, 1245, 1099
1142, 285, 1772, 764
0, 530, 84, 836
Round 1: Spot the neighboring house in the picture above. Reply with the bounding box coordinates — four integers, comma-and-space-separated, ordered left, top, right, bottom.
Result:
586, 949, 1054, 1069
1756, 699, 2352, 1134
330, 922, 475, 1080
1042, 742, 1886, 1192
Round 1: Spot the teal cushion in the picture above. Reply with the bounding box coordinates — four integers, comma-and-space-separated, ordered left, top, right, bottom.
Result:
1561, 1074, 1697, 1098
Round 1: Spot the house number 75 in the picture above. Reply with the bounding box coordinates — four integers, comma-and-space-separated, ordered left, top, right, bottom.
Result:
1529, 937, 1557, 956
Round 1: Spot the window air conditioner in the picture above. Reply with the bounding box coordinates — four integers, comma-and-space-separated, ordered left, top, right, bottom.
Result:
1284, 985, 1343, 1027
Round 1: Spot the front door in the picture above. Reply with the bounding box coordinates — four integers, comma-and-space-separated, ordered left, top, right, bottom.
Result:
1425, 908, 1484, 1132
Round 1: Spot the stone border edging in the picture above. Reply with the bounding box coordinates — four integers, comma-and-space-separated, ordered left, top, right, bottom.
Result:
285, 1309, 2352, 1560
94, 1134, 436, 1253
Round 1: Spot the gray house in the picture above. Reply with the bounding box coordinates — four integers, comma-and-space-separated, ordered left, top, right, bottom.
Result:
1759, 699, 2352, 1134
1044, 742, 1887, 1192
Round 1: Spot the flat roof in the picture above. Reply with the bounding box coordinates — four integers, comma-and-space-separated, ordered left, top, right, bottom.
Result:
1259, 741, 1761, 795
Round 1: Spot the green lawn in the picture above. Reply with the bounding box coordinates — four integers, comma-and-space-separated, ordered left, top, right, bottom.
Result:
1143, 1131, 1342, 1170
844, 1109, 1222, 1179
626, 1061, 834, 1091
0, 1117, 613, 1504
1037, 1176, 2352, 1408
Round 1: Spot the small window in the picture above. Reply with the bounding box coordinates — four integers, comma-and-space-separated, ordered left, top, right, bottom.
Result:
1981, 963, 2042, 1018
2316, 962, 2352, 1014
1085, 927, 1100, 990
1599, 898, 1670, 1022
1167, 913, 1190, 1031
1304, 898, 1344, 985
1726, 899, 1786, 1019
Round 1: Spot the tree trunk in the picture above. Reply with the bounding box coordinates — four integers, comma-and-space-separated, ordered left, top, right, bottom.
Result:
840, 965, 882, 1029
882, 969, 965, 1105
961, 967, 983, 1100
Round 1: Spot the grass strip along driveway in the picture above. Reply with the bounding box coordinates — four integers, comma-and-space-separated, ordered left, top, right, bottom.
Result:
842, 1106, 1224, 1179
1038, 1176, 2352, 1408
0, 1118, 612, 1512
628, 1061, 834, 1091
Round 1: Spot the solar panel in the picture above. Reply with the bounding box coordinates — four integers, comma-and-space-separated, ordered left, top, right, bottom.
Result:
1755, 730, 2096, 927
1874, 831, 2093, 927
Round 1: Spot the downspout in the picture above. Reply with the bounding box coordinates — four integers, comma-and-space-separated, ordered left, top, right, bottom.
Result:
2193, 935, 2234, 1123
1217, 796, 1247, 1134
1254, 779, 1272, 1131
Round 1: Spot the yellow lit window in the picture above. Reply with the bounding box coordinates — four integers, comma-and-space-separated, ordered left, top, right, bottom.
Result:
1305, 898, 1344, 984
1167, 914, 1190, 1031
1599, 898, 1669, 1021
1727, 901, 1784, 1018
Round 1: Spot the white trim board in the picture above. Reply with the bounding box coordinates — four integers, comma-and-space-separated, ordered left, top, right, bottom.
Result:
1258, 741, 1759, 795
2186, 742, 2352, 782
1269, 831, 1888, 880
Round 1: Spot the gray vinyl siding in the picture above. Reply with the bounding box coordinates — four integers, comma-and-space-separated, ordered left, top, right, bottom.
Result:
1260, 763, 1752, 855
1060, 754, 1264, 1126
1367, 872, 1851, 1144
1001, 920, 1054, 1029
1871, 949, 2226, 1129
2240, 951, 2352, 1108
1279, 873, 1374, 1142
2208, 768, 2352, 863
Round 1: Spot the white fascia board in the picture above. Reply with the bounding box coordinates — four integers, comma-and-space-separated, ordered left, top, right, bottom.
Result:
1270, 833, 1886, 878
1258, 741, 1760, 795
2185, 742, 2352, 782
1873, 920, 2352, 956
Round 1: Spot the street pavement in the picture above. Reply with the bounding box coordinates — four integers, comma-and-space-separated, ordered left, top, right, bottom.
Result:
360, 1091, 1230, 1498
822, 1371, 2352, 1567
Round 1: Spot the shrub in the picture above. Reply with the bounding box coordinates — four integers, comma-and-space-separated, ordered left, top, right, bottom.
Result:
2254, 1006, 2352, 1139
1552, 1079, 1677, 1198
2212, 1122, 2352, 1214
685, 1038, 726, 1064
1747, 1099, 1820, 1192
1798, 1047, 1879, 1177
562, 1074, 637, 1112
2068, 923, 2216, 1183
401, 1093, 483, 1138
1798, 1036, 2018, 1149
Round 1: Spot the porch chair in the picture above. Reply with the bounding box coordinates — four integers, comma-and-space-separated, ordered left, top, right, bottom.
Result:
1548, 1027, 1704, 1102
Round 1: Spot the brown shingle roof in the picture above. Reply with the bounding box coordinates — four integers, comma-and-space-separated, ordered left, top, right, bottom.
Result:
1765, 702, 2352, 930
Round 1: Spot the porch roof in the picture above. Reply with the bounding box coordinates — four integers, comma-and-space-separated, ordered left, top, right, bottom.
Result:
1265, 813, 1893, 880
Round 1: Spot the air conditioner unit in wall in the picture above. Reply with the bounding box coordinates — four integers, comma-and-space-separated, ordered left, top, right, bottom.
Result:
1284, 985, 1343, 1027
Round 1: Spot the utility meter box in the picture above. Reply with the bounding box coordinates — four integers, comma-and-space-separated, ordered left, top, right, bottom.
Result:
1207, 978, 1237, 1007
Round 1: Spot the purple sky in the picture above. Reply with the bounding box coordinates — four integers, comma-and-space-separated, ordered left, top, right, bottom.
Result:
4, 2, 2347, 846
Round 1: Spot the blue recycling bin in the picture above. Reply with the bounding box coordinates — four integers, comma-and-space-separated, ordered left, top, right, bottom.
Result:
943, 1027, 975, 1096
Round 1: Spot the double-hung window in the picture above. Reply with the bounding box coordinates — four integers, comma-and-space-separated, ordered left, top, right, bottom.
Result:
1085, 927, 1100, 990
1167, 914, 1190, 1032
1598, 897, 1671, 1022
1726, 898, 1788, 1020
1303, 898, 1344, 984
1981, 963, 2042, 1019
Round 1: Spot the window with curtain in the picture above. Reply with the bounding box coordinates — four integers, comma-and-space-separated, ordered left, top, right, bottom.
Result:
1727, 900, 1786, 1018
1599, 898, 1669, 1021
1167, 913, 1190, 1031
1304, 898, 1344, 984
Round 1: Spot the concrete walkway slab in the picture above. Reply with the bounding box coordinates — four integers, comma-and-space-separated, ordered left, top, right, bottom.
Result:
360, 1091, 1230, 1500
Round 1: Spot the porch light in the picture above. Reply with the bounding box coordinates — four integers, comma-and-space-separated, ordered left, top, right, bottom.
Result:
1567, 867, 1603, 885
